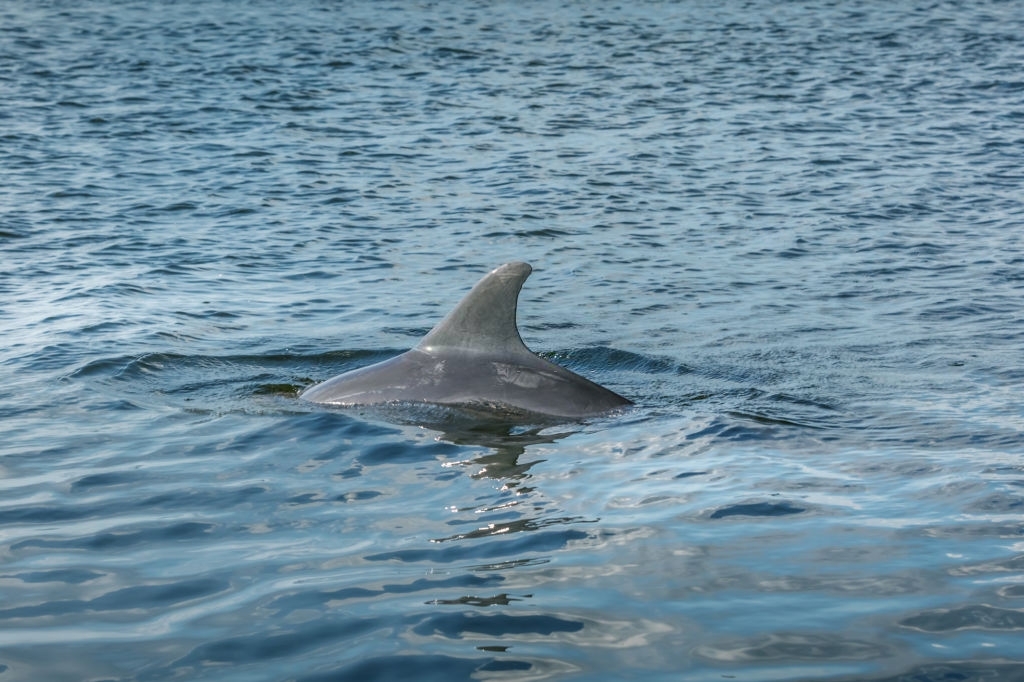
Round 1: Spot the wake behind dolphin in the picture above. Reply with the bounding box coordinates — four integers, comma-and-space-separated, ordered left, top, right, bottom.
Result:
301, 262, 632, 419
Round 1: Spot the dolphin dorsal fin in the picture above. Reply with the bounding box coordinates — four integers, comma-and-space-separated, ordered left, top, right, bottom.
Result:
417, 262, 533, 356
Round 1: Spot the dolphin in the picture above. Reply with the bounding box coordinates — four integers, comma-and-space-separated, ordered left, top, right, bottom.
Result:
300, 262, 631, 419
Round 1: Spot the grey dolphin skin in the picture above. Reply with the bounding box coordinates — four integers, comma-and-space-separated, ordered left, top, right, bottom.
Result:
301, 262, 632, 419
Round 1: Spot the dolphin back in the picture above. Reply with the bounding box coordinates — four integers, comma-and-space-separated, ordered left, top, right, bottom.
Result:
301, 262, 631, 419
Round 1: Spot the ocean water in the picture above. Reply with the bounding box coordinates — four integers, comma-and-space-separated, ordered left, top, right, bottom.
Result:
2, 0, 1024, 680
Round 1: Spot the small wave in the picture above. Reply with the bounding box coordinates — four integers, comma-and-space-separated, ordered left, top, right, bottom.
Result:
296, 654, 518, 682
365, 529, 590, 564
548, 346, 691, 375
709, 501, 806, 519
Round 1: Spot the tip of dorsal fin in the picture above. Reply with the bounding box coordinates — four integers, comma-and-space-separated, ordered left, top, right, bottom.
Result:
417, 262, 533, 355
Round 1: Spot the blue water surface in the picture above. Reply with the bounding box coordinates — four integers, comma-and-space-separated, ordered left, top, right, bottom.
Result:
2, 1, 1024, 680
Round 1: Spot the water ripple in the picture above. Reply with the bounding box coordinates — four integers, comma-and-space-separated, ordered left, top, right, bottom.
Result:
3, 0, 1024, 680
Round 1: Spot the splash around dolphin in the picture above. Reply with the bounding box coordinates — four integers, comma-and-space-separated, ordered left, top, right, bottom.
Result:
301, 262, 632, 420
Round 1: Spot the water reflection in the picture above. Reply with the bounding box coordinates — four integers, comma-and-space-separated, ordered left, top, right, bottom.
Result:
432, 418, 576, 482
333, 413, 601, 679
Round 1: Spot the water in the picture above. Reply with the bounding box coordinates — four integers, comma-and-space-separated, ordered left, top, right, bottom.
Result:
2, 0, 1024, 680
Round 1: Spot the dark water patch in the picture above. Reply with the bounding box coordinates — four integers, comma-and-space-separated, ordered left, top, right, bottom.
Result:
135, 487, 268, 513
999, 585, 1024, 598
900, 604, 1024, 632
688, 413, 820, 443
432, 593, 525, 607
70, 470, 145, 491
177, 616, 382, 666
728, 410, 827, 431
412, 611, 584, 638
251, 382, 305, 396
8, 569, 103, 585
265, 573, 504, 614
12, 521, 217, 552
23, 343, 98, 372
332, 463, 363, 480
467, 557, 551, 573
284, 491, 327, 506
0, 576, 227, 620
515, 227, 576, 238
856, 662, 1024, 682
160, 201, 199, 212
334, 489, 382, 503
435, 515, 593, 543
253, 411, 404, 450
297, 654, 502, 682
0, 503, 105, 526
767, 391, 839, 412
365, 529, 589, 564
357, 438, 461, 465
967, 493, 1024, 514
686, 417, 732, 441
709, 501, 806, 519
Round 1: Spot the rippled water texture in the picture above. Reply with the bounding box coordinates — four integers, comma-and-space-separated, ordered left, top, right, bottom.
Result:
2, 1, 1024, 680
